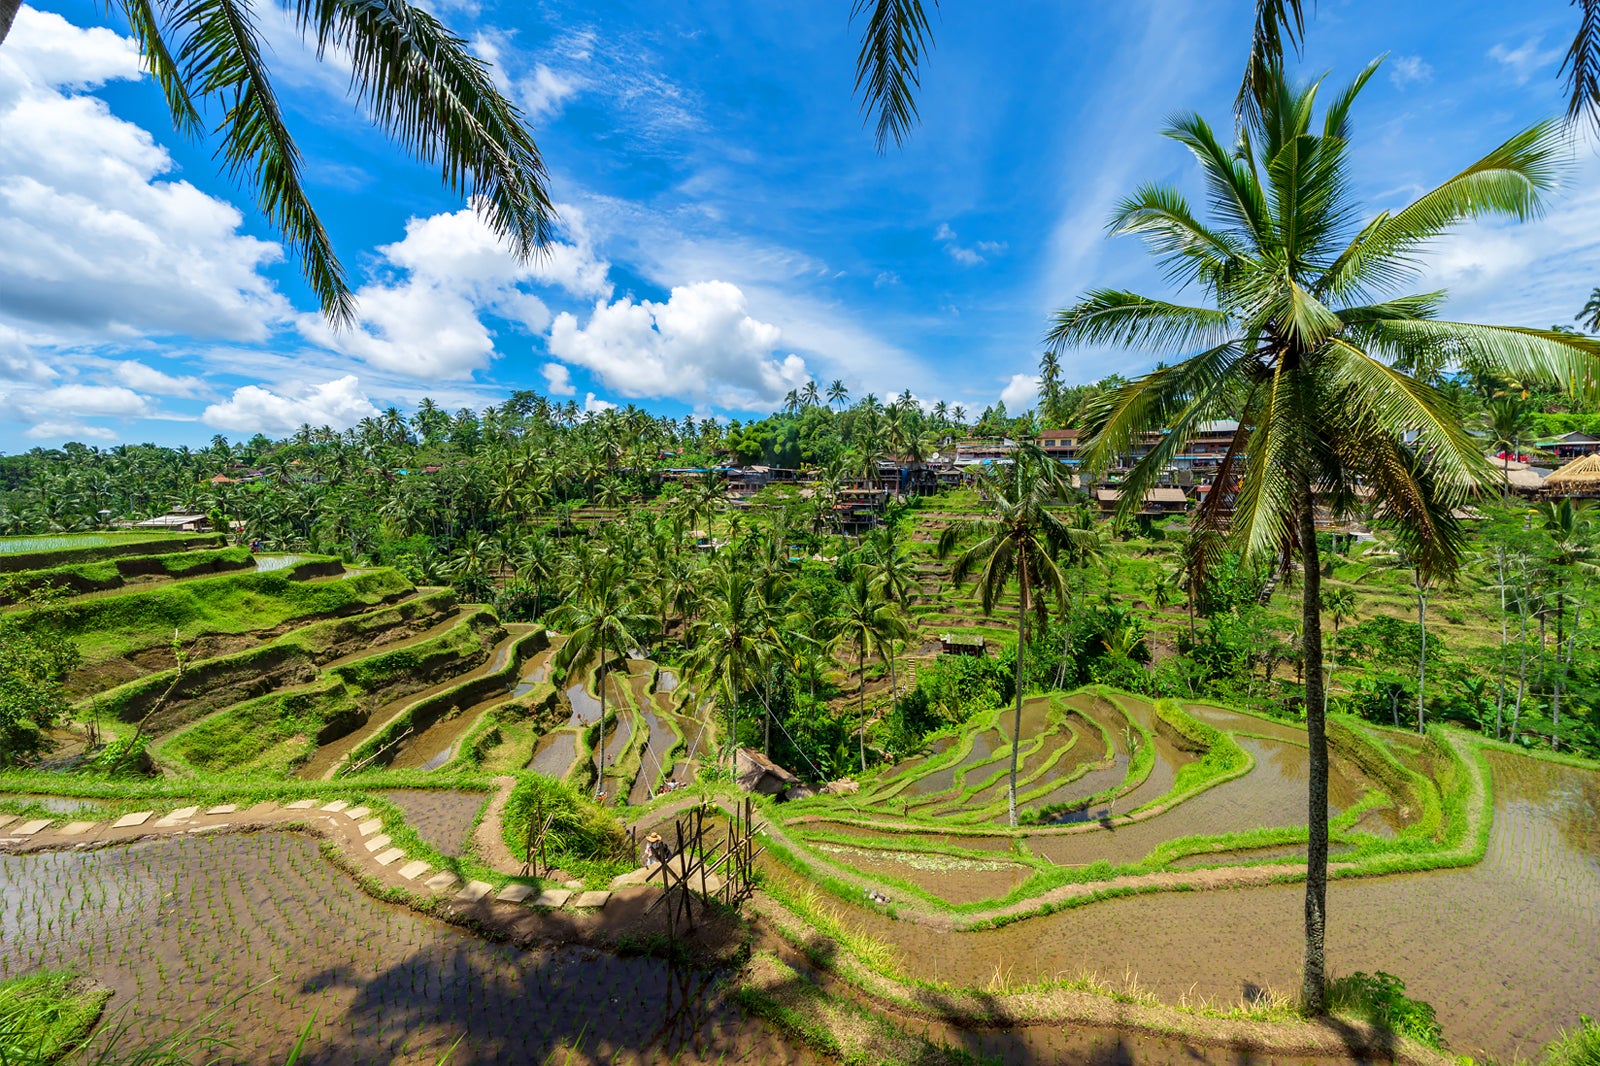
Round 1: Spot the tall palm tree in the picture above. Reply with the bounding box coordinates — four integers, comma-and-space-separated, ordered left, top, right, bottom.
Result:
4, 0, 557, 322
550, 562, 654, 800
827, 379, 850, 410
1537, 498, 1594, 748
801, 380, 822, 408
831, 569, 909, 773
1322, 587, 1357, 702
936, 444, 1079, 827
1048, 63, 1600, 1012
684, 561, 773, 764
1477, 397, 1540, 497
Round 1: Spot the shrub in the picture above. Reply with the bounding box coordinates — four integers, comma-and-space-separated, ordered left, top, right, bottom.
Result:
501, 772, 631, 881
1542, 1016, 1600, 1066
1326, 970, 1441, 1048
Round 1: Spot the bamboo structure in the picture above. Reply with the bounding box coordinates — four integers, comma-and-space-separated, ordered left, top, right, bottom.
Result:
645, 799, 763, 941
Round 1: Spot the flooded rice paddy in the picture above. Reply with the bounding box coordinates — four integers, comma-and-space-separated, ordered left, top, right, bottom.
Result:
377, 790, 485, 857
768, 750, 1600, 1061
0, 832, 823, 1065
529, 731, 578, 778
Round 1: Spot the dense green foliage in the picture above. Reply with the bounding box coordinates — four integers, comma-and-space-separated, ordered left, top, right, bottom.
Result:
0, 970, 110, 1064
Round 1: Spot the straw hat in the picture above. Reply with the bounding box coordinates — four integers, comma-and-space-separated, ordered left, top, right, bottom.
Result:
645, 831, 663, 844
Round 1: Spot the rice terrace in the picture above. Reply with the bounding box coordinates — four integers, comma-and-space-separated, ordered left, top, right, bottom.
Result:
3, 0, 1600, 1065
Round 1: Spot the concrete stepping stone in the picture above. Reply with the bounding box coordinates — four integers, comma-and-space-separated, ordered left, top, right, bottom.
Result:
398, 861, 430, 881
15, 820, 51, 836
204, 804, 237, 816
59, 821, 98, 837
572, 890, 611, 909
357, 819, 383, 837
285, 799, 316, 810
112, 811, 153, 829
532, 889, 571, 909
364, 835, 392, 852
495, 884, 533, 903
0, 815, 16, 830
424, 872, 460, 893
319, 800, 349, 812
454, 881, 493, 903
374, 848, 405, 867
156, 806, 199, 827
345, 806, 371, 820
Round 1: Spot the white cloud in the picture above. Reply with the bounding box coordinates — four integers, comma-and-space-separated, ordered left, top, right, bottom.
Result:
1388, 55, 1433, 88
25, 384, 151, 416
301, 204, 612, 379
1489, 38, 1563, 85
999, 373, 1041, 411
548, 280, 809, 409
583, 392, 616, 414
112, 360, 205, 397
26, 420, 114, 441
935, 222, 1005, 266
541, 362, 576, 396
521, 64, 580, 122
0, 325, 55, 383
874, 271, 901, 288
0, 7, 288, 345
202, 375, 379, 434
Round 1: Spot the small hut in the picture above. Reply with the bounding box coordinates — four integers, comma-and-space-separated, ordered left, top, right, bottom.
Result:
735, 747, 801, 798
1543, 454, 1600, 497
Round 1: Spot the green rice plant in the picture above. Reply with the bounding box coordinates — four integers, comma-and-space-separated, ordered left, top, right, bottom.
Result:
0, 970, 110, 1064
1540, 1016, 1600, 1066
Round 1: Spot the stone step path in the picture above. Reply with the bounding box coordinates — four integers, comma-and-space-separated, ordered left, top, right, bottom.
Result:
0, 787, 637, 922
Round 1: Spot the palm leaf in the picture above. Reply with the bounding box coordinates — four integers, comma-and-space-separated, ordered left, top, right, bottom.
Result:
850, 0, 937, 152
1563, 0, 1600, 130
171, 0, 353, 322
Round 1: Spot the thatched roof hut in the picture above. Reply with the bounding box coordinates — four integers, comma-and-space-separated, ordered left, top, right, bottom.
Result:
1543, 454, 1600, 494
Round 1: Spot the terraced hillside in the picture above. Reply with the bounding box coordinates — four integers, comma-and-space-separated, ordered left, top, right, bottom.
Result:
4, 533, 1598, 1065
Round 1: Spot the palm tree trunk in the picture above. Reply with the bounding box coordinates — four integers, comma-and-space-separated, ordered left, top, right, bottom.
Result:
1416, 587, 1427, 734
0, 0, 22, 48
858, 647, 867, 774
1298, 489, 1329, 1014
1514, 591, 1528, 739
1496, 546, 1508, 740
1009, 560, 1028, 829
596, 663, 608, 800
1551, 574, 1565, 749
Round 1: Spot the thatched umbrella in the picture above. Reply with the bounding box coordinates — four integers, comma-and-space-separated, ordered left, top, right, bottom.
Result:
1542, 454, 1600, 493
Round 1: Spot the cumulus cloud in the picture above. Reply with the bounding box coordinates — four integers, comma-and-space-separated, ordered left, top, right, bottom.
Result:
0, 7, 288, 344
1489, 38, 1563, 85
583, 392, 616, 414
999, 373, 1041, 411
25, 384, 151, 416
113, 360, 205, 397
935, 223, 1006, 267
548, 280, 809, 409
541, 362, 576, 396
1388, 55, 1432, 88
301, 204, 612, 378
202, 375, 379, 434
0, 325, 56, 383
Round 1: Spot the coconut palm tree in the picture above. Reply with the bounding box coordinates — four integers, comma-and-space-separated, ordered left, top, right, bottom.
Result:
1322, 587, 1357, 704
550, 561, 655, 800
936, 444, 1082, 827
831, 568, 909, 773
1477, 397, 1540, 498
1047, 62, 1600, 1011
1537, 498, 1595, 748
827, 380, 850, 410
683, 560, 774, 764
2, 0, 557, 323
801, 380, 822, 408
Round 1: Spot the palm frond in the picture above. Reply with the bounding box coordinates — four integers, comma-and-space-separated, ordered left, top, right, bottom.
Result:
1364, 320, 1600, 401
850, 0, 937, 152
172, 0, 353, 322
1318, 121, 1566, 300
1562, 0, 1600, 130
1237, 0, 1307, 126
119, 0, 203, 136
1078, 341, 1251, 475
293, 0, 555, 261
1162, 114, 1270, 248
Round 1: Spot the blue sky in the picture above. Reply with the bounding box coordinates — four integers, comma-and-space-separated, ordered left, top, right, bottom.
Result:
1, 0, 1598, 450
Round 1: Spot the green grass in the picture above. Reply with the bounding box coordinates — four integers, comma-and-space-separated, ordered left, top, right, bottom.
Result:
24, 565, 411, 664
0, 970, 111, 1063
0, 533, 222, 573
160, 609, 503, 776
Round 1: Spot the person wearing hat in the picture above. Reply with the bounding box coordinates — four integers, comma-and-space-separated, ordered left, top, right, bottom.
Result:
643, 831, 672, 868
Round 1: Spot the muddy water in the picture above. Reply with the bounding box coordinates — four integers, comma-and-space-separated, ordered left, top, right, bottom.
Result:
379, 790, 485, 857
630, 678, 683, 806
530, 731, 577, 778
765, 750, 1600, 1061
389, 693, 509, 771
1, 833, 821, 1064
1029, 737, 1364, 867
566, 682, 603, 726
794, 821, 1020, 853
877, 736, 957, 786
903, 730, 1002, 797
510, 643, 559, 697
805, 842, 1033, 905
